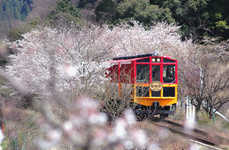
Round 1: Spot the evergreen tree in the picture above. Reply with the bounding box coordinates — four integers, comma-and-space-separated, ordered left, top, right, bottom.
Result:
151, 0, 229, 40
0, 0, 33, 21
46, 0, 81, 26
94, 0, 229, 41
12, 0, 21, 19
95, 0, 174, 25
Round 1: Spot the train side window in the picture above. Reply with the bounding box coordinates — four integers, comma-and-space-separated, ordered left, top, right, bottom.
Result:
136, 64, 149, 83
163, 65, 175, 83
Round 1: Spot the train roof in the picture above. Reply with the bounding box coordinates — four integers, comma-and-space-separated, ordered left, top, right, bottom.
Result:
113, 53, 158, 60
111, 53, 177, 63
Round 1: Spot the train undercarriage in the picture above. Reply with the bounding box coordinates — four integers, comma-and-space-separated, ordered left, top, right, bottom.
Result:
132, 102, 177, 121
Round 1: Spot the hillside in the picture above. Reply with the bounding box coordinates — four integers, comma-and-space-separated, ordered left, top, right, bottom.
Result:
26, 0, 57, 20
1, 0, 229, 42
0, 0, 57, 39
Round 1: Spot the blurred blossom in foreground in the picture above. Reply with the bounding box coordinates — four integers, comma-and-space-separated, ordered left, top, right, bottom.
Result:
130, 129, 148, 148
123, 140, 134, 150
63, 121, 73, 132
147, 143, 161, 150
0, 130, 4, 150
158, 129, 169, 139
37, 98, 150, 150
185, 97, 196, 130
113, 118, 127, 139
124, 109, 136, 125
190, 143, 201, 150
185, 118, 196, 130
38, 127, 62, 150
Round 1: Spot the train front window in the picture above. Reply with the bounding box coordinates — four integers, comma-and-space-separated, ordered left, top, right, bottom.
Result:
152, 65, 160, 81
136, 64, 149, 83
163, 65, 175, 83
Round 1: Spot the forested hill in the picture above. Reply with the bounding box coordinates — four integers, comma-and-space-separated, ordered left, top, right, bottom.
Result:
0, 0, 229, 42
94, 0, 229, 41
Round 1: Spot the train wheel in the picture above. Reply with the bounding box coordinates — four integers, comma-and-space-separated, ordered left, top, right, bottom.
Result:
149, 115, 160, 121
133, 105, 147, 121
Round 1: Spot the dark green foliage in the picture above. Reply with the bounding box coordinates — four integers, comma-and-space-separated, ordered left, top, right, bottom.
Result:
208, 0, 229, 39
78, 0, 97, 8
0, 0, 33, 21
95, 0, 174, 25
151, 0, 229, 41
116, 0, 174, 25
1, 0, 229, 41
154, 0, 212, 40
153, 0, 229, 41
7, 18, 40, 41
56, 0, 80, 18
93, 0, 229, 41
7, 24, 31, 41
95, 0, 117, 23
46, 0, 81, 26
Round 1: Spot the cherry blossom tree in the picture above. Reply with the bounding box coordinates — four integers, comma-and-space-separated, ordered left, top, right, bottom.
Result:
1, 22, 201, 149
187, 44, 229, 118
5, 26, 112, 98
4, 22, 198, 99
5, 22, 202, 121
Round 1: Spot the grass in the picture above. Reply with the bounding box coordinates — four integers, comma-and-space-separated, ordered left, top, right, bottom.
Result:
222, 122, 229, 130
196, 111, 229, 132
3, 109, 40, 150
196, 112, 213, 126
0, 75, 14, 98
0, 70, 41, 150
169, 106, 186, 121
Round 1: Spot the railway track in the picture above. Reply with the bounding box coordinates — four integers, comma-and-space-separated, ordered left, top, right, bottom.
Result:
150, 119, 229, 149
189, 139, 223, 150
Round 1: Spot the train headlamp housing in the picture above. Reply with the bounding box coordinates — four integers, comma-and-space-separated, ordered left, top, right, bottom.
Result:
150, 81, 162, 91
